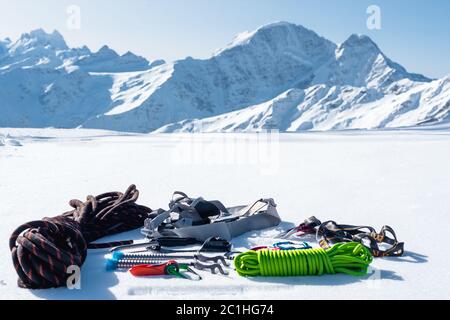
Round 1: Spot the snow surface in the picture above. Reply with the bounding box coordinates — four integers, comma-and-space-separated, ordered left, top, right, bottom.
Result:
0, 128, 449, 300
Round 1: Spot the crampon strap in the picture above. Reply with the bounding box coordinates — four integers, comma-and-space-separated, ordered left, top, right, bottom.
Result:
142, 192, 281, 242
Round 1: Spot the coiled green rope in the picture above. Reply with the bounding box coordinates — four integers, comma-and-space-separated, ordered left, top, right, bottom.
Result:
234, 242, 373, 277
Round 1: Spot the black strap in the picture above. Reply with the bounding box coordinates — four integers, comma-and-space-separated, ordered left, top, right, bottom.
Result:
165, 193, 227, 227
147, 236, 232, 254
317, 220, 404, 257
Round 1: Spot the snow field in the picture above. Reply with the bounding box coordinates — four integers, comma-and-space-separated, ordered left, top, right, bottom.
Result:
0, 129, 449, 299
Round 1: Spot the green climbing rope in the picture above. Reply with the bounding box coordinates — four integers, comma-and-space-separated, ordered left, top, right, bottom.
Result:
234, 242, 373, 277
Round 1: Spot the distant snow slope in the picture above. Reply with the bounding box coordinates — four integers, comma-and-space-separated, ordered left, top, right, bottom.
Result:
157, 77, 450, 132
0, 22, 449, 132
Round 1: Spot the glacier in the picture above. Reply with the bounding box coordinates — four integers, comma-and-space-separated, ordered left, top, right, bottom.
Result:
0, 22, 449, 132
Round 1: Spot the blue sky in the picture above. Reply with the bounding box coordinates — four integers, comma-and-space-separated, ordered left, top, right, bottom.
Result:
0, 0, 449, 78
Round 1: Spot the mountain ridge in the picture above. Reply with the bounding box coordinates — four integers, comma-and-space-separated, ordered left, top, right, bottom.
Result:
0, 22, 448, 132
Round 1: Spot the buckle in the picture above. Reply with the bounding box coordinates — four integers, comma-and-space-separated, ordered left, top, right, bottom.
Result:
371, 232, 384, 242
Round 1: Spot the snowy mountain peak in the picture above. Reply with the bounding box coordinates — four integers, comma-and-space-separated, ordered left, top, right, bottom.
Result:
0, 39, 8, 55
122, 51, 137, 58
1, 37, 11, 46
259, 21, 299, 29
121, 51, 150, 63
149, 59, 166, 68
73, 44, 150, 72
0, 29, 73, 73
252, 21, 315, 38
253, 21, 330, 42
97, 45, 119, 58
312, 32, 430, 89
253, 21, 332, 44
336, 34, 383, 62
342, 34, 379, 49
216, 21, 336, 59
17, 28, 68, 50
0, 29, 152, 74
77, 45, 92, 56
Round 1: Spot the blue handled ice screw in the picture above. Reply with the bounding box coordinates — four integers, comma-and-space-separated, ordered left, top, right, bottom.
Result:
106, 258, 119, 271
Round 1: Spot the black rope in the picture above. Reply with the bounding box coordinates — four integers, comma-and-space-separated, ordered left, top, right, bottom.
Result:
9, 185, 152, 289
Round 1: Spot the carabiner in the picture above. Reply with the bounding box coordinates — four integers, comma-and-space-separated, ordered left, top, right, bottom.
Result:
177, 265, 202, 281
273, 241, 312, 250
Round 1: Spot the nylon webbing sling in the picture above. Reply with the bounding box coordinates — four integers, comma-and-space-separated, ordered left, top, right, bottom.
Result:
280, 216, 404, 257
317, 221, 404, 257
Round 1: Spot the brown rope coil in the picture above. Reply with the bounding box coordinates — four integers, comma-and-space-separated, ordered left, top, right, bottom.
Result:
9, 185, 152, 289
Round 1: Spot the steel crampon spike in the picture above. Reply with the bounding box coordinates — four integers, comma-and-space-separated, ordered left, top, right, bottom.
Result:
193, 261, 228, 275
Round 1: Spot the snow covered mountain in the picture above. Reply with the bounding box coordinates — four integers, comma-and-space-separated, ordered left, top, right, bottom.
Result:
0, 28, 154, 128
0, 22, 449, 132
312, 34, 429, 90
0, 29, 151, 73
73, 46, 151, 72
157, 77, 450, 133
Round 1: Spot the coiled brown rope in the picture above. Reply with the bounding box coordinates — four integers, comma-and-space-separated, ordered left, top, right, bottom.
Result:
9, 185, 152, 289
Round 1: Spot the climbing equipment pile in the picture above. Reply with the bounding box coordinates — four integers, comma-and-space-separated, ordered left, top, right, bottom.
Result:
103, 192, 282, 281
9, 186, 404, 289
9, 185, 152, 289
279, 216, 404, 257
234, 242, 373, 277
106, 235, 234, 279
